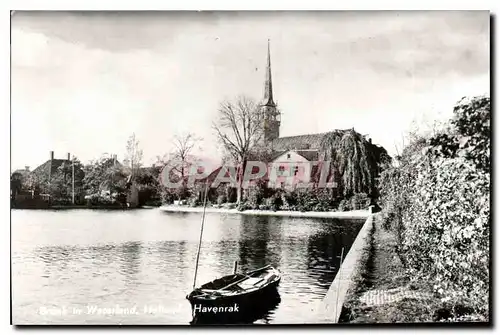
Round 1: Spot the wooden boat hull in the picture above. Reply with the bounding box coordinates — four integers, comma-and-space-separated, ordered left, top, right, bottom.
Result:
188, 277, 280, 306
189, 281, 281, 324
187, 265, 282, 324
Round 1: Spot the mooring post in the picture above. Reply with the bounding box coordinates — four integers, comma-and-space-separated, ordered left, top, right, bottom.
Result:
233, 261, 238, 274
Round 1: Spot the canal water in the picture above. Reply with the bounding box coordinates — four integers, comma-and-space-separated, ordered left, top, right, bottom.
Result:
11, 209, 365, 325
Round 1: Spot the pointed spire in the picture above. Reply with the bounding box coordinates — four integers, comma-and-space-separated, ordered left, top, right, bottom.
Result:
263, 39, 276, 107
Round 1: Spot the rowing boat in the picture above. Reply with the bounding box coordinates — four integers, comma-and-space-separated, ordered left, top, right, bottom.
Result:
187, 264, 281, 323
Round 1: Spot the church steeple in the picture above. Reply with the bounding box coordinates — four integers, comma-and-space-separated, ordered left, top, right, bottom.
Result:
260, 39, 280, 144
263, 39, 276, 107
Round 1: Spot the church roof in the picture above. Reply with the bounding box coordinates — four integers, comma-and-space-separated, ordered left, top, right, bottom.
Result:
271, 132, 329, 151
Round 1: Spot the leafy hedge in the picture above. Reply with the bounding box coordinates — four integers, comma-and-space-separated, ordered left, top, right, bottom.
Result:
379, 95, 490, 318
404, 157, 489, 312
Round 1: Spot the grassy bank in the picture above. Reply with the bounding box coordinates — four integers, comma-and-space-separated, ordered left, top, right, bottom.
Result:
339, 214, 488, 324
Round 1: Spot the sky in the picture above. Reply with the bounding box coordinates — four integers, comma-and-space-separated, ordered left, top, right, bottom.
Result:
11, 10, 490, 171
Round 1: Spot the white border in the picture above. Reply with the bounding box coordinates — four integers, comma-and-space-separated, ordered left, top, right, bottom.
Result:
2, 1, 497, 335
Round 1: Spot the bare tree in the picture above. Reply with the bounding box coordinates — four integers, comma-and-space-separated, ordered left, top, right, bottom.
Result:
171, 133, 202, 180
169, 133, 202, 200
212, 95, 264, 204
125, 133, 143, 177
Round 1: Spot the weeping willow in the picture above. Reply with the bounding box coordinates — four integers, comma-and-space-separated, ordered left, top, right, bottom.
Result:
319, 129, 386, 197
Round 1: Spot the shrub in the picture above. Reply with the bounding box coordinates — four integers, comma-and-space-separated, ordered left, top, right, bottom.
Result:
295, 191, 314, 212
315, 189, 335, 211
281, 190, 298, 210
216, 194, 227, 205
265, 192, 283, 211
246, 190, 261, 210
402, 157, 489, 314
244, 180, 267, 209
237, 201, 251, 211
350, 192, 371, 210
188, 195, 200, 207
337, 199, 352, 212
159, 187, 176, 204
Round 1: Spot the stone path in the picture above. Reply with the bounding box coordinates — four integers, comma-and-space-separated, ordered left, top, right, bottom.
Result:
359, 287, 433, 307
339, 215, 437, 323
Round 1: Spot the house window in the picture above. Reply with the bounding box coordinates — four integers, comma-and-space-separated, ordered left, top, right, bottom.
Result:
294, 166, 299, 175
278, 165, 286, 176
287, 153, 291, 159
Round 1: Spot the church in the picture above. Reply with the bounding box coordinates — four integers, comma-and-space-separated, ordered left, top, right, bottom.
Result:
259, 40, 345, 189
203, 40, 388, 193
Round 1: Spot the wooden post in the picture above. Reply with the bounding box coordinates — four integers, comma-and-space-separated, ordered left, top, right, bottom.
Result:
233, 261, 238, 274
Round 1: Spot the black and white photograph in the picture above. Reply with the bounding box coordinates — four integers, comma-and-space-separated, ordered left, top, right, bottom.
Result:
10, 10, 490, 326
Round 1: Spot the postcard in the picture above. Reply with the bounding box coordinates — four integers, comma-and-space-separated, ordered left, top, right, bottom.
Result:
10, 10, 490, 326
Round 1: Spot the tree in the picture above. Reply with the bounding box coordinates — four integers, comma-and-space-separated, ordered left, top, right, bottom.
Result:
82, 156, 128, 201
124, 133, 143, 177
170, 133, 202, 200
48, 158, 85, 203
212, 95, 264, 204
10, 172, 22, 199
320, 129, 389, 198
425, 95, 490, 173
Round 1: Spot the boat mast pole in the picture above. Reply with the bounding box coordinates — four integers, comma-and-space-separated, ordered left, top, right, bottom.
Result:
192, 179, 210, 290
72, 156, 75, 205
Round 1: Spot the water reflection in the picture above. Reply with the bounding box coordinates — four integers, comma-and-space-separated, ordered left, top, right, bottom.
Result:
306, 232, 343, 289
118, 241, 142, 282
12, 209, 365, 325
156, 240, 188, 274
237, 215, 283, 273
305, 223, 363, 289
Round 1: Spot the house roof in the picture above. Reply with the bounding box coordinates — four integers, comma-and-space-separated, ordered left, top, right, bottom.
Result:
271, 149, 319, 162
295, 150, 319, 161
32, 159, 69, 178
270, 150, 287, 161
12, 168, 31, 178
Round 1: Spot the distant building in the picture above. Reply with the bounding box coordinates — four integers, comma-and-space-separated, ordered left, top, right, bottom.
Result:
31, 151, 72, 185
12, 166, 31, 181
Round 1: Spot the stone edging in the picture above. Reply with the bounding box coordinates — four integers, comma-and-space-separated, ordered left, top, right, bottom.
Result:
312, 215, 374, 323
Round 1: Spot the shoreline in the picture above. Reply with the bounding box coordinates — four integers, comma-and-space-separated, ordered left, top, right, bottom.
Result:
158, 205, 370, 219
11, 205, 150, 210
